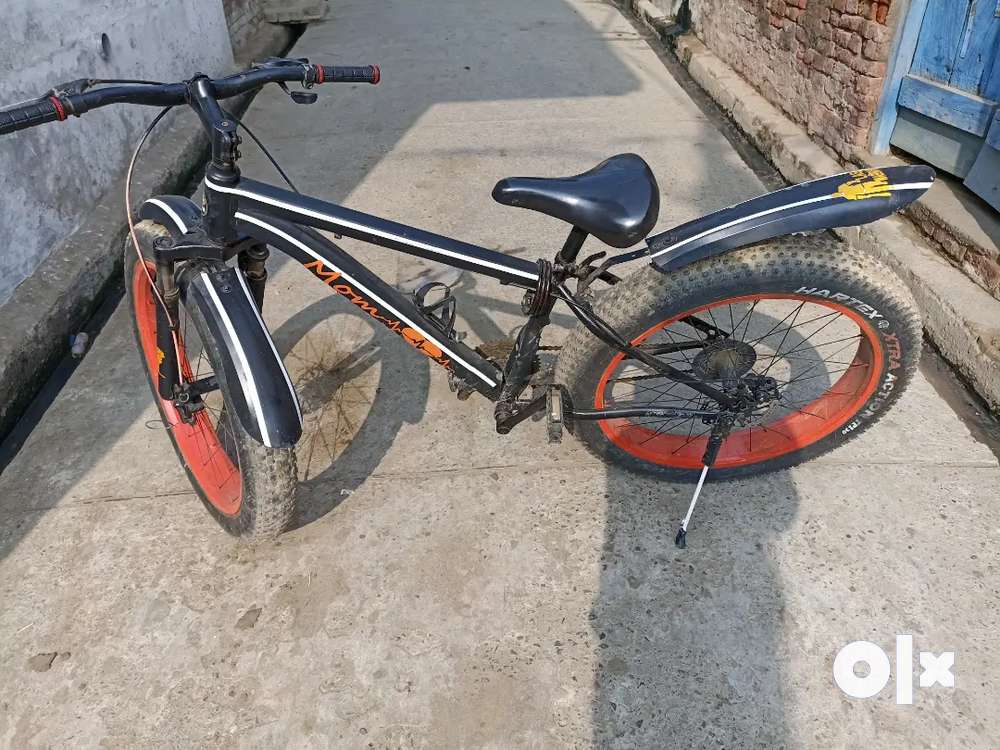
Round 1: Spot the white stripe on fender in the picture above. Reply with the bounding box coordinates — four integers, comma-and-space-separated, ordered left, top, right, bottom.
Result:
649, 194, 832, 259
200, 271, 274, 447
145, 198, 188, 233
232, 269, 303, 425
649, 182, 934, 260
205, 179, 538, 281
887, 182, 934, 192
236, 211, 499, 388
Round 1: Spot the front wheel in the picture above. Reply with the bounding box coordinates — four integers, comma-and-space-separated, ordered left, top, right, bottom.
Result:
125, 221, 298, 538
556, 236, 922, 480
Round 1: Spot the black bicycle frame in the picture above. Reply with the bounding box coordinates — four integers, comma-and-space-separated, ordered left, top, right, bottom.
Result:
135, 83, 736, 450
136, 71, 932, 448
205, 174, 744, 405
217, 176, 516, 398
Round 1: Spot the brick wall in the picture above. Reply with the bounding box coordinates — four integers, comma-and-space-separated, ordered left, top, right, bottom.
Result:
689, 0, 898, 162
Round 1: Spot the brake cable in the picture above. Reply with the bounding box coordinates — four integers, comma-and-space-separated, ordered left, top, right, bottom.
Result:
124, 106, 184, 378
222, 108, 300, 193
124, 100, 303, 381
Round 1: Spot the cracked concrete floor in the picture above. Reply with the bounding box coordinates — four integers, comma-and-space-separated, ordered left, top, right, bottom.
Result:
2, 1, 999, 747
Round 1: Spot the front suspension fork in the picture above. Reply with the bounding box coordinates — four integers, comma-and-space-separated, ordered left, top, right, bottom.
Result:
155, 257, 181, 401
239, 242, 269, 311
153, 239, 269, 400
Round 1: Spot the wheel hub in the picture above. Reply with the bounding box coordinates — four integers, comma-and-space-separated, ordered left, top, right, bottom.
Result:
692, 338, 757, 381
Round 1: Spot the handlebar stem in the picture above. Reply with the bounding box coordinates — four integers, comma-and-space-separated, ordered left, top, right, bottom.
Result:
188, 77, 241, 242
189, 77, 239, 172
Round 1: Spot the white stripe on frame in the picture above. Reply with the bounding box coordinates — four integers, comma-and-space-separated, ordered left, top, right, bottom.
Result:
206, 179, 538, 281
236, 211, 499, 388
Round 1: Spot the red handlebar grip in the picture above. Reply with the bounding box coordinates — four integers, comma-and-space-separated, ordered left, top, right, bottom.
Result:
319, 65, 380, 84
0, 97, 62, 136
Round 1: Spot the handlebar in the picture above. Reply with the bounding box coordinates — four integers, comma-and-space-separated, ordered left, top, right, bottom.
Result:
0, 62, 380, 136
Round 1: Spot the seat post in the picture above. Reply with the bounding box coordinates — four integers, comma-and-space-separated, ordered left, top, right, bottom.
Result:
557, 226, 588, 264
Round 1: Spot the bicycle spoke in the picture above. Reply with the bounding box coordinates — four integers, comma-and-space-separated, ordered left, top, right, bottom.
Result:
736, 300, 758, 343
742, 301, 804, 347
671, 423, 714, 455
774, 337, 865, 387
757, 302, 806, 378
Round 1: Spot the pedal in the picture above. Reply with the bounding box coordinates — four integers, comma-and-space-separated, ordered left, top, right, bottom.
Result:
447, 371, 475, 400
546, 386, 564, 444
413, 282, 457, 339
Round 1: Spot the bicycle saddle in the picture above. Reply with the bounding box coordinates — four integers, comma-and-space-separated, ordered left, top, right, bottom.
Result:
492, 153, 659, 248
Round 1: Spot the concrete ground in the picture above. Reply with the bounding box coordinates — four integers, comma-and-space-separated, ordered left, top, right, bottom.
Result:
1, 1, 999, 747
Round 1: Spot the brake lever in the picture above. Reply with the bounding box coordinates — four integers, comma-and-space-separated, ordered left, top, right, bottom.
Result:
251, 56, 310, 68
50, 79, 93, 96
276, 82, 317, 105
250, 57, 318, 104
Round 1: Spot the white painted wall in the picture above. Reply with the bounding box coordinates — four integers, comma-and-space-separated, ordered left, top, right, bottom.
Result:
0, 0, 235, 304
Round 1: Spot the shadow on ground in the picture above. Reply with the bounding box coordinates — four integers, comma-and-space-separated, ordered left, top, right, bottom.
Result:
591, 466, 796, 747
270, 295, 431, 528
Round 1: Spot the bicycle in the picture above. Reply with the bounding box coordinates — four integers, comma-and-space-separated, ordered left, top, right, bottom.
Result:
0, 59, 934, 545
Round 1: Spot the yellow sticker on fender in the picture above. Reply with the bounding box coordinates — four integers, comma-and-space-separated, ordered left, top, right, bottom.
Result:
835, 169, 891, 201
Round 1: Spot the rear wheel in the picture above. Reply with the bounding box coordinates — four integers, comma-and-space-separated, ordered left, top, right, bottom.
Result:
557, 236, 921, 480
125, 221, 297, 537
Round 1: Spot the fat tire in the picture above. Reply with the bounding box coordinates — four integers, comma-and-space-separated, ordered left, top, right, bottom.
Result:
125, 221, 298, 538
556, 235, 922, 480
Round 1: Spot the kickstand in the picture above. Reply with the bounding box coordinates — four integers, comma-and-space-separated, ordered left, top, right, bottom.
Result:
674, 417, 732, 549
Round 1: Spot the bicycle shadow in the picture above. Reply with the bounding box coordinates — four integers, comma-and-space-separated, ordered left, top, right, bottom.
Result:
591, 466, 797, 747
585, 301, 818, 746
451, 281, 815, 746
262, 291, 431, 529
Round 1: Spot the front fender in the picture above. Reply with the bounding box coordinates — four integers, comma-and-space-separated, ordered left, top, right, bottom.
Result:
139, 195, 302, 449
181, 266, 303, 448
647, 165, 935, 272
138, 195, 203, 237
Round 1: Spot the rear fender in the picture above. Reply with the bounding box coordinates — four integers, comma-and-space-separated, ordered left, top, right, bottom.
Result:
647, 165, 935, 272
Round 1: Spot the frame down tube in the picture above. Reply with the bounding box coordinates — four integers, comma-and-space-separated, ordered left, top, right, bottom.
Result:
235, 211, 504, 398
207, 177, 541, 288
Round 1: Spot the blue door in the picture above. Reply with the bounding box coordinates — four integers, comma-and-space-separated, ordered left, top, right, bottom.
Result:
889, 0, 1000, 211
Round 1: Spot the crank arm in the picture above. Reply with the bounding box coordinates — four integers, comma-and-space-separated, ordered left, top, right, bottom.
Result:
494, 392, 546, 434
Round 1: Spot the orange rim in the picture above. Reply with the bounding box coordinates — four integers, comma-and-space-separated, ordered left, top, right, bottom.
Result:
594, 293, 884, 469
132, 259, 243, 514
